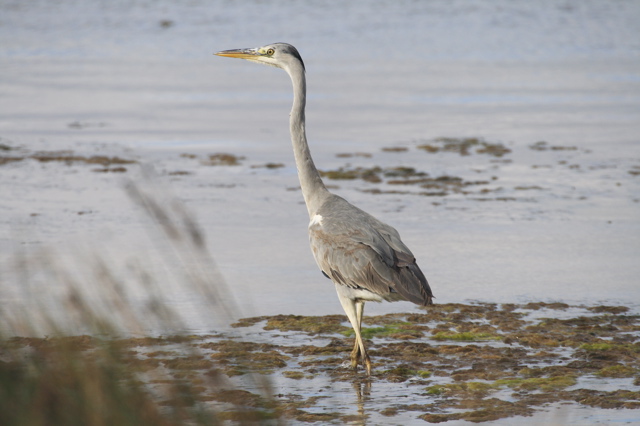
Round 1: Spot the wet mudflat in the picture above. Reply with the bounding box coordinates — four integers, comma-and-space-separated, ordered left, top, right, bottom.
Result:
2, 129, 639, 424
231, 302, 640, 423
1, 2, 639, 424
5, 302, 639, 423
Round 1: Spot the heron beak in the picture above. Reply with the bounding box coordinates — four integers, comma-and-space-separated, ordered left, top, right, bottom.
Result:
215, 48, 260, 59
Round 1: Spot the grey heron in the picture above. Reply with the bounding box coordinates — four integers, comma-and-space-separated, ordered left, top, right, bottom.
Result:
216, 43, 434, 375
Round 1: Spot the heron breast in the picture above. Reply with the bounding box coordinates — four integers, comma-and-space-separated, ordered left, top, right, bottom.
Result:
309, 214, 323, 227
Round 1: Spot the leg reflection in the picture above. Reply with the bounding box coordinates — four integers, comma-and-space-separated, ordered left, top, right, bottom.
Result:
352, 378, 372, 425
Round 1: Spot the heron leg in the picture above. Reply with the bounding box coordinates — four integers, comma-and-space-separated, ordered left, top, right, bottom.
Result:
350, 301, 372, 373
350, 301, 363, 358
338, 294, 371, 375
354, 301, 371, 375
350, 302, 364, 366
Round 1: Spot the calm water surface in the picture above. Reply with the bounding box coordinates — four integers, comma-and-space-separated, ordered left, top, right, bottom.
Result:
1, 0, 639, 327
2, 1, 640, 424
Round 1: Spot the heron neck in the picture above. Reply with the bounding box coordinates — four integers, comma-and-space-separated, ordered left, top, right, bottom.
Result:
288, 63, 330, 217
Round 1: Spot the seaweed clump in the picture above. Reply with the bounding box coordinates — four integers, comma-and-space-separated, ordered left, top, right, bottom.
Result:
529, 141, 578, 151
418, 137, 511, 157
203, 153, 245, 166
4, 302, 639, 424
319, 164, 493, 197
226, 302, 640, 423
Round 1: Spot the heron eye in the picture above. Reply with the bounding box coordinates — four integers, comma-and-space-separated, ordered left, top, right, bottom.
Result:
266, 48, 275, 56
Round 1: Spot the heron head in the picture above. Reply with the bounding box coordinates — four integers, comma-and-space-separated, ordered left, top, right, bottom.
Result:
215, 42, 305, 72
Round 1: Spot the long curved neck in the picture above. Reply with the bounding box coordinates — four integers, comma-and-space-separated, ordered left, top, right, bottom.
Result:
286, 62, 330, 217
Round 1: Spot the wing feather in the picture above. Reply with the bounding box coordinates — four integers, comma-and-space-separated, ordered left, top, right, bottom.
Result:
309, 195, 433, 306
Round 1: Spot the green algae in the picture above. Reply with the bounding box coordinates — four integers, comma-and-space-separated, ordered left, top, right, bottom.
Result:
494, 376, 577, 391
251, 162, 285, 169
417, 137, 511, 157
203, 153, 245, 166
341, 322, 425, 339
381, 146, 409, 152
200, 339, 289, 375
161, 356, 214, 371
426, 381, 497, 398
0, 151, 137, 170
335, 152, 372, 158
319, 161, 495, 197
232, 314, 350, 335
320, 166, 383, 182
263, 314, 350, 335
596, 364, 637, 378
6, 302, 639, 424
529, 141, 578, 151
431, 331, 502, 342
380, 365, 432, 383
282, 371, 305, 380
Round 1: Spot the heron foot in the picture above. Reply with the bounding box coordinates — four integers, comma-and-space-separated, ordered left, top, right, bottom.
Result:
363, 353, 372, 376
350, 344, 372, 375
350, 344, 361, 370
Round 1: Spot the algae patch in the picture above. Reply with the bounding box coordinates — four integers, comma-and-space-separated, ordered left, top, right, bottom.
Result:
0, 149, 137, 172
203, 153, 245, 166
417, 137, 511, 157
227, 302, 640, 422
5, 303, 639, 423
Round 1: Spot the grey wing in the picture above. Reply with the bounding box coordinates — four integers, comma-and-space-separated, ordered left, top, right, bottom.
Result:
309, 198, 433, 306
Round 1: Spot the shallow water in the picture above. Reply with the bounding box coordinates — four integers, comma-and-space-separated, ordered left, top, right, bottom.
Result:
1, 1, 640, 422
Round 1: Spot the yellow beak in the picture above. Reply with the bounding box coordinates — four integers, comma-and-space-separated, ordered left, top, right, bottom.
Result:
215, 48, 260, 59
